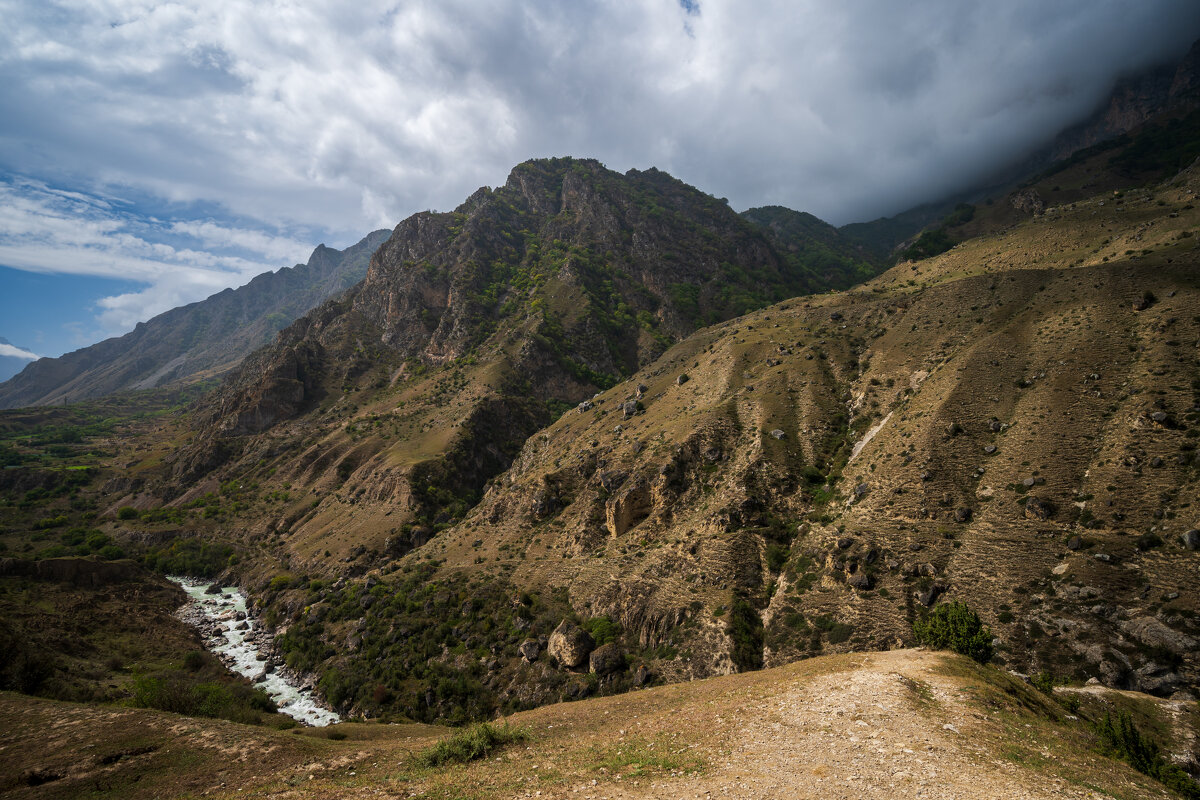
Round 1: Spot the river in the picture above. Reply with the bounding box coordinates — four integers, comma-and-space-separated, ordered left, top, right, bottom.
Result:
169, 576, 340, 727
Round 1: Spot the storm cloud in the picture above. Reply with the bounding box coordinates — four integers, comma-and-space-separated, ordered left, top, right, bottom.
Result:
1, 0, 1198, 349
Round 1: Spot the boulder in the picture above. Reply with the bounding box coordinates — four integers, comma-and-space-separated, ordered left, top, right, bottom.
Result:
847, 572, 873, 591
518, 639, 541, 662
916, 584, 944, 607
548, 620, 594, 669
1024, 496, 1055, 521
769, 429, 786, 440
589, 642, 624, 675
633, 664, 651, 687
676, 373, 689, 385
1120, 616, 1198, 655
954, 507, 973, 523
1182, 529, 1200, 550
1067, 535, 1083, 551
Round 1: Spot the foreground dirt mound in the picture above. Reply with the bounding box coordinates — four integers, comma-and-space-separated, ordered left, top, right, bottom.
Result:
2, 649, 1194, 799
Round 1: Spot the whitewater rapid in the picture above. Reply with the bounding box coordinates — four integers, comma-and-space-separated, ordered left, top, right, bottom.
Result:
169, 576, 340, 727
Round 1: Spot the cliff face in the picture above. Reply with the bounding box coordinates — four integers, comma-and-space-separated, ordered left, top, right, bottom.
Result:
0, 230, 390, 410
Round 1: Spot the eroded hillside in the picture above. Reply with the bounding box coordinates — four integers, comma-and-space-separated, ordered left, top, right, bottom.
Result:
243, 154, 1200, 720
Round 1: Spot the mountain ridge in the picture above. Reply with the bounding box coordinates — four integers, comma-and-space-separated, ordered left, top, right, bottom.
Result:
0, 230, 391, 409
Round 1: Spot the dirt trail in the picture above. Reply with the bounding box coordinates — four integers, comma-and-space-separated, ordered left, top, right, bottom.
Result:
544, 651, 1144, 800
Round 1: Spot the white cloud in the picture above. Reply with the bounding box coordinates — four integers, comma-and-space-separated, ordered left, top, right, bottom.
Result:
0, 1, 1198, 352
0, 342, 39, 360
0, 178, 312, 337
1, 1, 1196, 231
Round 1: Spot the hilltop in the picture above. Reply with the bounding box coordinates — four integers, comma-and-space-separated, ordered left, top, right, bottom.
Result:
2, 648, 1196, 799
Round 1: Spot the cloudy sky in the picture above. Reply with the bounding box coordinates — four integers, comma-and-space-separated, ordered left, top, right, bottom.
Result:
1, 0, 1198, 360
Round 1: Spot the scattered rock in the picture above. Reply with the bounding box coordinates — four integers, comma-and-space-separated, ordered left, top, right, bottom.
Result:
633, 664, 651, 687
848, 572, 873, 591
547, 620, 595, 669
589, 642, 624, 675
577, 400, 593, 413
837, 537, 855, 550
1182, 529, 1200, 550
954, 507, 973, 523
621, 400, 639, 419
676, 374, 689, 385
916, 584, 944, 607
1066, 535, 1083, 551
769, 428, 786, 440
518, 639, 541, 662
983, 445, 997, 455
1150, 410, 1170, 425
635, 383, 649, 398
1024, 496, 1056, 521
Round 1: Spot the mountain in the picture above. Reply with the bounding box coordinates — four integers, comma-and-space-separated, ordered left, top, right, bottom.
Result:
156, 159, 877, 565
2, 122, 1200, 738
171, 136, 1197, 722
740, 205, 878, 284
0, 337, 37, 383
0, 230, 390, 410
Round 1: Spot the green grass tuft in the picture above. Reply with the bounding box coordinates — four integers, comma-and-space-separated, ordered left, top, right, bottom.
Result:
419, 721, 529, 767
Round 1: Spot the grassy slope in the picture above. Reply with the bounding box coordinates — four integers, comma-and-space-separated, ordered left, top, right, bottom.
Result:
1, 648, 1193, 799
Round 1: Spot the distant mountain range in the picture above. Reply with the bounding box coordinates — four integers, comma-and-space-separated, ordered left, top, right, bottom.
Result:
0, 230, 389, 409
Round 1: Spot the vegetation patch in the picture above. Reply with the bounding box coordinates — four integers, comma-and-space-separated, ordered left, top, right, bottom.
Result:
912, 601, 993, 663
418, 721, 529, 767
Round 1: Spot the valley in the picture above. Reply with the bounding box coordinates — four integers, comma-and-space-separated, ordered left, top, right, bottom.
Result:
1, 53, 1199, 799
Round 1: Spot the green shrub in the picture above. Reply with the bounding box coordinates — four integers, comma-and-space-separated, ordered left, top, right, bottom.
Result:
912, 601, 993, 663
1096, 711, 1200, 799
727, 598, 764, 671
131, 672, 276, 724
581, 616, 620, 646
117, 506, 138, 520
419, 721, 529, 767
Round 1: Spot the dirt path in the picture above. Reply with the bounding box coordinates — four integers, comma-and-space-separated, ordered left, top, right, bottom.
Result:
537, 651, 1156, 800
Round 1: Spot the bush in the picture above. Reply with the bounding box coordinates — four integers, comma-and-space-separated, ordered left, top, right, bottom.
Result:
419, 722, 529, 767
131, 672, 277, 724
117, 506, 138, 520
727, 598, 764, 671
1096, 711, 1200, 799
912, 601, 993, 663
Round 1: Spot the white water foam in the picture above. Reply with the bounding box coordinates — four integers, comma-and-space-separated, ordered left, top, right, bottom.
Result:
169, 576, 340, 727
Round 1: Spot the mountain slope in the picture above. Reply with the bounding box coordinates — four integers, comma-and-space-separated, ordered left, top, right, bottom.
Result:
0, 230, 390, 410
234, 149, 1200, 720
158, 158, 873, 567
